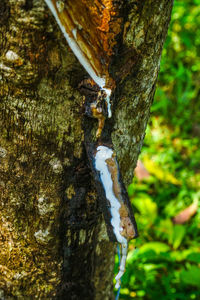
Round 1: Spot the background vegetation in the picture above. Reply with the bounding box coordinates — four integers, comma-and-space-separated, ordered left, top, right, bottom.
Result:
115, 0, 200, 299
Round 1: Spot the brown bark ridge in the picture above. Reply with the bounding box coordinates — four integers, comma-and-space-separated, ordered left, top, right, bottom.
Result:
0, 0, 173, 299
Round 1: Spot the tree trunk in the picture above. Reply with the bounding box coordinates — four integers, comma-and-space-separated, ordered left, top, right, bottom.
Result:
0, 1, 173, 299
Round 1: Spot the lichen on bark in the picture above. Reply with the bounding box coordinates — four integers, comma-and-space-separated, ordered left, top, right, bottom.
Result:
112, 0, 173, 184
0, 0, 173, 299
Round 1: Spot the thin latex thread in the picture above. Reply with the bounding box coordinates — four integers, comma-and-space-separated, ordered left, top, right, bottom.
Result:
115, 242, 128, 289
115, 244, 121, 300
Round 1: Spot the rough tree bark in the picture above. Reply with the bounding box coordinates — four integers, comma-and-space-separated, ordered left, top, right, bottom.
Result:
0, 0, 173, 299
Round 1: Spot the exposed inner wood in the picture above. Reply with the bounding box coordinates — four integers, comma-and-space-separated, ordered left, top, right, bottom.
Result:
106, 156, 136, 240
91, 103, 105, 138
51, 0, 121, 89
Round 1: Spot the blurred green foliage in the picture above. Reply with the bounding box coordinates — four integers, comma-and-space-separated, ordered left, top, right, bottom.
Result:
114, 0, 200, 299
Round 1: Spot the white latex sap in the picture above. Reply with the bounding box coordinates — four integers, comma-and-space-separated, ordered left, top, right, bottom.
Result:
95, 145, 128, 288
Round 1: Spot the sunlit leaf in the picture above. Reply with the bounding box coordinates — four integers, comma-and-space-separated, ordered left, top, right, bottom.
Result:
133, 195, 157, 223
172, 225, 186, 249
139, 242, 170, 254
142, 156, 181, 185
155, 219, 174, 243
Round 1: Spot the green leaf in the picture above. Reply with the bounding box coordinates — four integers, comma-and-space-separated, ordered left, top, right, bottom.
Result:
128, 184, 134, 196
139, 242, 170, 254
180, 266, 200, 287
133, 195, 157, 220
172, 225, 186, 249
187, 252, 200, 263
155, 219, 174, 243
170, 249, 198, 262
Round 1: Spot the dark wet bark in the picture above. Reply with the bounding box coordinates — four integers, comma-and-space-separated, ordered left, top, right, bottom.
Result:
0, 0, 173, 299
